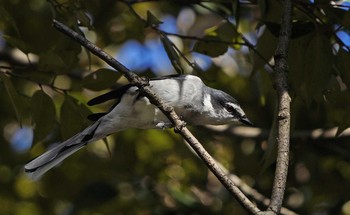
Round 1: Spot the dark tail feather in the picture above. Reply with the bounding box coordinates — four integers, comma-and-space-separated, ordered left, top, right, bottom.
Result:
25, 121, 101, 180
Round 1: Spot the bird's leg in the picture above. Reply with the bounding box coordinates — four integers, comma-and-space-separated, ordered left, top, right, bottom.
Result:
132, 76, 150, 87
155, 121, 173, 129
174, 120, 187, 133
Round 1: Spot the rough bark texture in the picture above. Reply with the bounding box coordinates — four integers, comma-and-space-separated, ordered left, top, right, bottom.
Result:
268, 0, 293, 214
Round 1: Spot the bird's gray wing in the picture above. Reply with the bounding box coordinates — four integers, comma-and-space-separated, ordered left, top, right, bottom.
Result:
87, 75, 197, 121
88, 74, 188, 107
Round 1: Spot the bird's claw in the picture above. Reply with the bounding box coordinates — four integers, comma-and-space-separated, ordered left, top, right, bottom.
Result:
140, 76, 150, 86
131, 76, 150, 87
174, 121, 186, 133
155, 122, 173, 129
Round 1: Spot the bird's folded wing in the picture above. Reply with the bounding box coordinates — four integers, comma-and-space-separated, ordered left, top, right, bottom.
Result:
87, 84, 133, 106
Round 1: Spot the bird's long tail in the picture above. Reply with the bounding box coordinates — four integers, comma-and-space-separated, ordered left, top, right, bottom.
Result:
24, 121, 102, 180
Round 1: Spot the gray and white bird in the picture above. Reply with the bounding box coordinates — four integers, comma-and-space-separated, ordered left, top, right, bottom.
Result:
25, 74, 252, 180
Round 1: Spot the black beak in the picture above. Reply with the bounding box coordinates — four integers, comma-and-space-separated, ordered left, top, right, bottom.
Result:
240, 116, 254, 126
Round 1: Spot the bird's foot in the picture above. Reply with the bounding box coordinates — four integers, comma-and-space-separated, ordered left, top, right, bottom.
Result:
174, 121, 186, 133
155, 122, 173, 130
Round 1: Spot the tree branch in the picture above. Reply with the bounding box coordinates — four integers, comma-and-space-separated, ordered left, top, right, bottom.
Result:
52, 19, 261, 214
268, 0, 293, 214
213, 160, 298, 215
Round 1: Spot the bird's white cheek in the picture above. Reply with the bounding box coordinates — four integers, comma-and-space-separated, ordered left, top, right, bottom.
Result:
203, 94, 215, 113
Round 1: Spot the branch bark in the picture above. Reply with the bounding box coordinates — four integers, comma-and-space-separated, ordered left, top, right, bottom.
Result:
267, 0, 293, 214
213, 160, 298, 215
52, 20, 261, 214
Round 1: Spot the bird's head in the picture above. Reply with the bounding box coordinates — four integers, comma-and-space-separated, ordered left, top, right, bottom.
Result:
208, 89, 253, 126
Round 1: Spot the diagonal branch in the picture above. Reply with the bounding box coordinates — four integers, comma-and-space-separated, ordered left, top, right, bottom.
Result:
52, 19, 261, 214
268, 0, 293, 214
214, 160, 298, 215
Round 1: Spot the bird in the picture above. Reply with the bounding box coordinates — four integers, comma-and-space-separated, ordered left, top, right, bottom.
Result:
25, 74, 252, 180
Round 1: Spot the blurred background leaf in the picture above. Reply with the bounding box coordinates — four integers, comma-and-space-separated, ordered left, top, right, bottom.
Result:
31, 90, 56, 142
60, 94, 92, 140
193, 36, 228, 57
82, 68, 122, 91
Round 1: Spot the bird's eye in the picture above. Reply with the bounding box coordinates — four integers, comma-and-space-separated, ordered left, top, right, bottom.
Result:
224, 104, 238, 115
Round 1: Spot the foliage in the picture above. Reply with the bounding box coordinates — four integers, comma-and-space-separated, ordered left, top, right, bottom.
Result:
1, 0, 350, 214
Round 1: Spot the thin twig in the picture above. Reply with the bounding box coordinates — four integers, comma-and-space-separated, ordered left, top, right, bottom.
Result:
52, 19, 261, 214
268, 0, 293, 214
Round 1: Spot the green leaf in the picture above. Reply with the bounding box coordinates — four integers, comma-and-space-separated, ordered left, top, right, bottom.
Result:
2, 35, 29, 54
303, 33, 333, 102
146, 11, 163, 28
60, 95, 92, 140
31, 90, 56, 142
291, 21, 315, 38
252, 28, 278, 70
160, 34, 184, 74
13, 69, 56, 86
326, 90, 350, 136
76, 11, 92, 29
82, 68, 121, 91
335, 48, 350, 94
337, 111, 350, 136
0, 6, 20, 36
58, 50, 80, 72
42, 39, 81, 74
38, 51, 67, 73
260, 0, 282, 22
342, 10, 350, 30
264, 21, 314, 38
256, 69, 273, 106
321, 7, 345, 25
213, 22, 238, 42
0, 72, 24, 124
193, 36, 228, 57
168, 186, 196, 206
264, 22, 280, 37
288, 33, 313, 98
